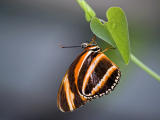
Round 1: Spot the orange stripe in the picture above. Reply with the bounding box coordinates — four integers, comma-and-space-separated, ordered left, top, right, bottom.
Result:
82, 53, 105, 96
85, 46, 97, 50
91, 66, 117, 95
57, 80, 65, 112
57, 72, 69, 112
63, 74, 75, 111
74, 51, 92, 100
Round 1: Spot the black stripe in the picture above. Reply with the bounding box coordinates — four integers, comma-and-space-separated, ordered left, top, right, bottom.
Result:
97, 69, 120, 95
58, 84, 70, 112
77, 52, 99, 95
84, 57, 113, 95
67, 50, 87, 108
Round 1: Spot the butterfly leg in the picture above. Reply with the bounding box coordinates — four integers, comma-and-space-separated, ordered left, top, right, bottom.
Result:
102, 46, 116, 53
89, 35, 97, 45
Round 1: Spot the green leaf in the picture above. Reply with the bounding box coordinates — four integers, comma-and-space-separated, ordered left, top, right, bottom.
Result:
77, 0, 96, 22
106, 7, 130, 64
90, 17, 116, 47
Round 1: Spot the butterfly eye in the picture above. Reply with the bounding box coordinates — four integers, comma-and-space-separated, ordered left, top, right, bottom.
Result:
81, 43, 88, 48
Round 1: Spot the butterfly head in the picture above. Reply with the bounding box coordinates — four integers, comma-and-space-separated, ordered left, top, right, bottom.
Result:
81, 43, 100, 51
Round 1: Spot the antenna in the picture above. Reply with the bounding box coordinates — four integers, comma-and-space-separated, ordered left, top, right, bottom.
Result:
58, 44, 81, 48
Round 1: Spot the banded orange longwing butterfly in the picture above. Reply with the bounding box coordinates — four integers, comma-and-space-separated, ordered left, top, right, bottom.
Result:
57, 36, 121, 112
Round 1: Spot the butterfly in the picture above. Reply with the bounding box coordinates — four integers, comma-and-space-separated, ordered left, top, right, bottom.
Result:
57, 36, 121, 112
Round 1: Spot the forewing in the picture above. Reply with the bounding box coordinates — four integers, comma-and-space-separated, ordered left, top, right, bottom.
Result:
57, 50, 92, 112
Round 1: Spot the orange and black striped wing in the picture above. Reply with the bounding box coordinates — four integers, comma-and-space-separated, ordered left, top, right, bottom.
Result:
57, 50, 92, 112
57, 50, 121, 112
77, 52, 121, 98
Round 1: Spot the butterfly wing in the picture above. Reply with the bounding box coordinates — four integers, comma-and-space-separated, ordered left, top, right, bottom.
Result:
57, 50, 121, 112
57, 50, 94, 112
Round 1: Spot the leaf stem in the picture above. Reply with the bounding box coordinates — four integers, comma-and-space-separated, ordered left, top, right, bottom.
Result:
131, 54, 160, 81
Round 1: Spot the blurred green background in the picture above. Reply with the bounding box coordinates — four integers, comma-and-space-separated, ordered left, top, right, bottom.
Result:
0, 0, 160, 120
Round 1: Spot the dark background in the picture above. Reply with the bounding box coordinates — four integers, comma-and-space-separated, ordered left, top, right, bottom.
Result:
0, 0, 160, 120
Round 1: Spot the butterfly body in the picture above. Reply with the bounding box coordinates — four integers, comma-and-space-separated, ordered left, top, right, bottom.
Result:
57, 43, 121, 112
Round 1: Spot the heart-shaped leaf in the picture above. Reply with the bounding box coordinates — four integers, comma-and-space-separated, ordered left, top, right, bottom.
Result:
90, 17, 116, 47
77, 0, 96, 22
